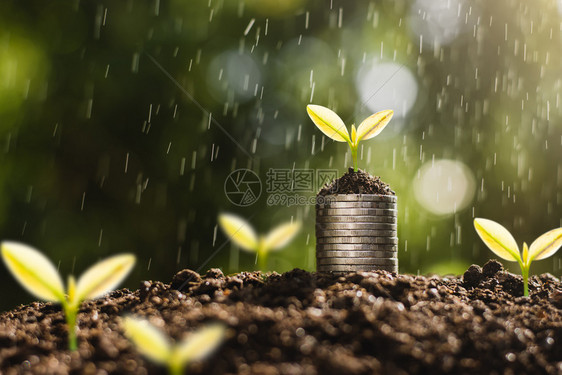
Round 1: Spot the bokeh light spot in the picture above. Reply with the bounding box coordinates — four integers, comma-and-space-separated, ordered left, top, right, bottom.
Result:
413, 159, 476, 216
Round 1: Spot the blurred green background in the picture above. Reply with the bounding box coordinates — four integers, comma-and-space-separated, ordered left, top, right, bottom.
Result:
1, 0, 561, 311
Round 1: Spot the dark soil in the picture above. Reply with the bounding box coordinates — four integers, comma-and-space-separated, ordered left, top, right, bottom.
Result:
318, 168, 395, 196
2, 260, 562, 374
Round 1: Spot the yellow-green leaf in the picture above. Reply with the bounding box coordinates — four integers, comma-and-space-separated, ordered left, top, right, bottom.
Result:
529, 228, 562, 262
306, 104, 350, 143
173, 324, 225, 365
356, 109, 394, 143
75, 254, 136, 301
123, 316, 171, 365
1, 241, 65, 302
262, 221, 301, 252
351, 124, 357, 144
218, 213, 258, 252
522, 242, 529, 264
473, 218, 521, 262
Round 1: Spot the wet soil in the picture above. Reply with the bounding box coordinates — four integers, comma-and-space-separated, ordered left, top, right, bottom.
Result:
318, 168, 395, 196
1, 260, 562, 374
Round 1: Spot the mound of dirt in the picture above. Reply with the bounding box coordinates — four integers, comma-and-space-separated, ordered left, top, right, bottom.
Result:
319, 168, 395, 196
1, 260, 562, 374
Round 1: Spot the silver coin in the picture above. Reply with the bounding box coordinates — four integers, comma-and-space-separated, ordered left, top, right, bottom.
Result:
317, 264, 398, 272
320, 194, 397, 203
315, 222, 397, 231
317, 201, 396, 209
317, 243, 398, 251
316, 229, 397, 237
316, 250, 397, 258
317, 257, 397, 266
316, 215, 397, 224
317, 237, 399, 244
316, 208, 398, 216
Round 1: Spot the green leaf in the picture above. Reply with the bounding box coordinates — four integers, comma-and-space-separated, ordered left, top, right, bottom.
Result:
75, 254, 136, 301
218, 213, 258, 252
306, 105, 350, 143
1, 241, 65, 302
262, 221, 301, 252
173, 324, 225, 365
528, 228, 562, 262
123, 316, 171, 365
355, 110, 393, 143
473, 218, 521, 262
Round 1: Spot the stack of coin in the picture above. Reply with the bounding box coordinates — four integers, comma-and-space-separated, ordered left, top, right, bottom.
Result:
316, 194, 398, 273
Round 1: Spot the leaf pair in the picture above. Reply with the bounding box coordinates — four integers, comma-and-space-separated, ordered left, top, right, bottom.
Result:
124, 317, 225, 375
306, 104, 393, 171
1, 241, 136, 349
473, 218, 562, 296
218, 213, 301, 270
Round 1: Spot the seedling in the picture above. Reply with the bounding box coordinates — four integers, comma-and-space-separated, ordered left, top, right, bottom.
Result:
218, 213, 301, 270
473, 218, 562, 296
1, 241, 136, 350
306, 104, 394, 172
123, 316, 225, 375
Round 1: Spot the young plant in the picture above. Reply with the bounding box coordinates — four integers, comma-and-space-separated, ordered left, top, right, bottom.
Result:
473, 218, 562, 296
218, 213, 301, 270
1, 241, 136, 350
123, 316, 225, 375
306, 104, 394, 172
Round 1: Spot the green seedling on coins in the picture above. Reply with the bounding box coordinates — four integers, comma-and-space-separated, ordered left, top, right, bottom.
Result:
218, 213, 301, 270
306, 104, 394, 172
1, 241, 135, 350
124, 316, 225, 375
473, 218, 562, 296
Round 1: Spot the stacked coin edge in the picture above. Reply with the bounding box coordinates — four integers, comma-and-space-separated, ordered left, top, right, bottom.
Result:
316, 194, 398, 273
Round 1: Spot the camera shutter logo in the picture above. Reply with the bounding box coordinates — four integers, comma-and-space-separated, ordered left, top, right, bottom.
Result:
224, 169, 262, 207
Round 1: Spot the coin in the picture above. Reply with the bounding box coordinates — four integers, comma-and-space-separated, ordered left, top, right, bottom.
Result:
316, 208, 398, 216
317, 237, 399, 244
316, 215, 397, 223
317, 264, 398, 272
316, 229, 397, 237
315, 222, 397, 230
317, 257, 397, 266
319, 194, 397, 203
317, 243, 398, 251
316, 201, 396, 209
316, 250, 397, 258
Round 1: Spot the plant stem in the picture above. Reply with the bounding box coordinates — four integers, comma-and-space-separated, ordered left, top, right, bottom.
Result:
258, 248, 268, 271
351, 147, 358, 172
522, 267, 529, 297
64, 303, 79, 351
169, 363, 184, 375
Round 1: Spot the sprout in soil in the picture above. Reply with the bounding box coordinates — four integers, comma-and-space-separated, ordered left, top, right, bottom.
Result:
218, 213, 301, 271
306, 104, 394, 172
123, 316, 225, 375
473, 218, 562, 296
1, 241, 136, 350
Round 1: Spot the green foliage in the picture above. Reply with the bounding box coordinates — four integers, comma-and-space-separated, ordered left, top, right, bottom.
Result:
1, 241, 135, 350
218, 213, 301, 271
306, 104, 394, 172
123, 316, 225, 375
473, 218, 562, 296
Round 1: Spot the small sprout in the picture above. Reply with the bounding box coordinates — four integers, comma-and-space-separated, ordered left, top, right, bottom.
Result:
1, 241, 136, 350
218, 213, 301, 270
123, 316, 225, 375
473, 218, 562, 296
306, 104, 394, 172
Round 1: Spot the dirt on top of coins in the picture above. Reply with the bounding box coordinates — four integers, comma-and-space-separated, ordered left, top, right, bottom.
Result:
319, 168, 395, 196
2, 260, 562, 374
